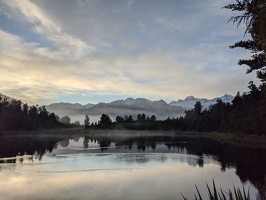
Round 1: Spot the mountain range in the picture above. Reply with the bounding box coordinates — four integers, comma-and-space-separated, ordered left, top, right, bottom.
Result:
46, 98, 185, 123
46, 94, 234, 123
0, 92, 234, 123
169, 94, 234, 110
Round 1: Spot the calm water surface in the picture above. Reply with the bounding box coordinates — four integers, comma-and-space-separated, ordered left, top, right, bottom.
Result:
0, 132, 265, 200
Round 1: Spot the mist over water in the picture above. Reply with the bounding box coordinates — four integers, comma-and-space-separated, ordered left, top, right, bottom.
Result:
0, 132, 265, 200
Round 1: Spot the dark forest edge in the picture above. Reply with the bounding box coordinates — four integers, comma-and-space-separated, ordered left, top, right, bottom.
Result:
0, 96, 81, 132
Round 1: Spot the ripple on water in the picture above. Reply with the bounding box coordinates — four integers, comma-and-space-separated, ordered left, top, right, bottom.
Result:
0, 164, 22, 177
0, 152, 258, 200
48, 170, 120, 200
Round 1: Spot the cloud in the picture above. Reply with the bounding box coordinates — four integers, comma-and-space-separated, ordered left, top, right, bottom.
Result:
0, 0, 260, 104
153, 17, 198, 32
0, 28, 256, 104
1, 0, 93, 59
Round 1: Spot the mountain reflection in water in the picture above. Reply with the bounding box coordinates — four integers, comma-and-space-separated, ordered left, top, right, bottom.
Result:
0, 132, 265, 200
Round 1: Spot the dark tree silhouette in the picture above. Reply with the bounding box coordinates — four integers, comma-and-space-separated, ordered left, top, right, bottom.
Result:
141, 113, 146, 121
116, 116, 124, 123
84, 114, 90, 128
194, 101, 202, 116
74, 120, 80, 126
127, 115, 133, 122
150, 115, 156, 121
61, 115, 71, 124
224, 0, 266, 83
98, 114, 112, 128
219, 0, 266, 134
0, 98, 61, 131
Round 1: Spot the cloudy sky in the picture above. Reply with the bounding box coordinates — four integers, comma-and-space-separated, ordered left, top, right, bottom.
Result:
0, 0, 259, 105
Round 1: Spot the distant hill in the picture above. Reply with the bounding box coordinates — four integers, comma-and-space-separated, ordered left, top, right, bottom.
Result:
85, 98, 185, 120
46, 102, 94, 116
46, 95, 234, 123
169, 94, 234, 110
46, 98, 185, 122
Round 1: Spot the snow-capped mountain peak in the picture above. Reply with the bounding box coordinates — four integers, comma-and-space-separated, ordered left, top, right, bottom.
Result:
169, 94, 234, 110
184, 95, 196, 101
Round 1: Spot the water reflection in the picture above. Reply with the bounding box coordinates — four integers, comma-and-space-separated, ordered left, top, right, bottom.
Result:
0, 133, 266, 199
54, 135, 266, 186
0, 135, 64, 163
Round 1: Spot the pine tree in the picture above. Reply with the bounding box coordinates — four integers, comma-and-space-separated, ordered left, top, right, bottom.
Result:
224, 0, 266, 83
84, 115, 90, 128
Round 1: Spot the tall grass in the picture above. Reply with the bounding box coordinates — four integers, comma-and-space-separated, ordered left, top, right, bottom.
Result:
256, 177, 266, 200
181, 180, 252, 200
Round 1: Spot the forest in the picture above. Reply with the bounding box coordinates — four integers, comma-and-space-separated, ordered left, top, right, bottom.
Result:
0, 97, 61, 131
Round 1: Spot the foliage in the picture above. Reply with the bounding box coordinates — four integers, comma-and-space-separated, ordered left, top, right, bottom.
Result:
256, 176, 266, 200
0, 97, 61, 131
74, 120, 80, 126
223, 0, 266, 83
98, 114, 112, 128
116, 115, 124, 123
84, 114, 90, 129
61, 115, 71, 124
182, 180, 251, 200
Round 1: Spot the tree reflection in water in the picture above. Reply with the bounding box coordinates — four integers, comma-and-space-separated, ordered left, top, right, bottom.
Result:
0, 134, 266, 190
77, 135, 266, 187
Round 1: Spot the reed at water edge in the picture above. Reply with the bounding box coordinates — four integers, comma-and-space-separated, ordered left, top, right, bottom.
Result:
181, 179, 266, 200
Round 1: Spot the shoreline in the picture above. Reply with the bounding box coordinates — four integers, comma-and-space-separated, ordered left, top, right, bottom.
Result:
203, 131, 266, 150
1, 128, 266, 150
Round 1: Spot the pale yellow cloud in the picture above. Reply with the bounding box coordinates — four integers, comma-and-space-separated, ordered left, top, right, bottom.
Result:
0, 24, 255, 105
0, 29, 252, 104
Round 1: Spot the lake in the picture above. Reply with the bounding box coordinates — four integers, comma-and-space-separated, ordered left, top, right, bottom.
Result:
0, 131, 265, 200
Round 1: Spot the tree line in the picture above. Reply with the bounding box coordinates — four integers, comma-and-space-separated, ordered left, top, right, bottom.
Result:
1, 82, 264, 135
181, 81, 266, 134
84, 81, 265, 135
0, 97, 61, 132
